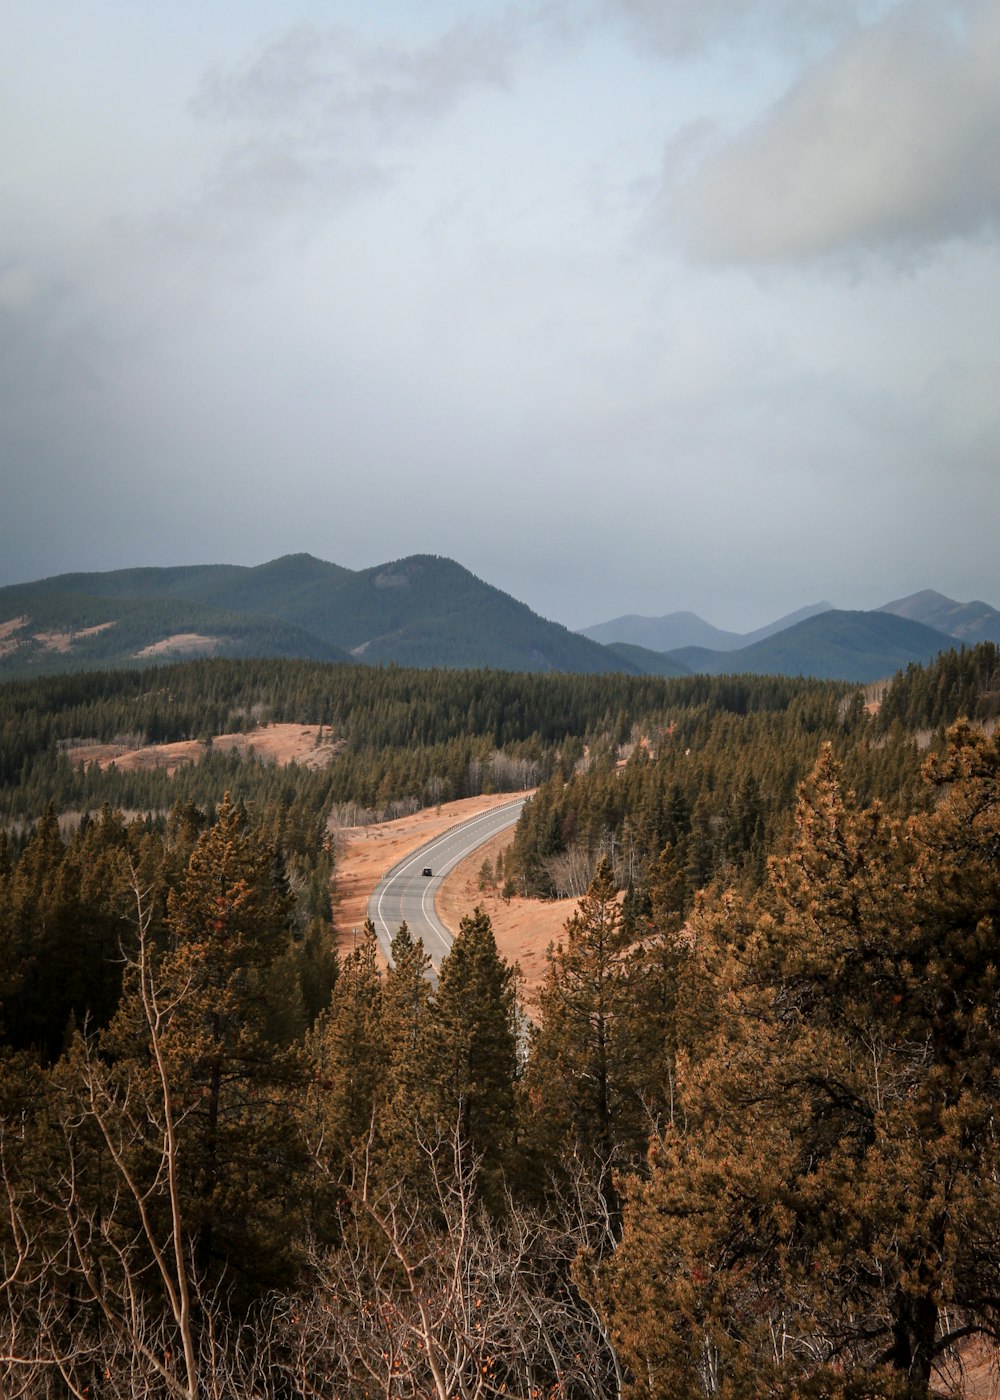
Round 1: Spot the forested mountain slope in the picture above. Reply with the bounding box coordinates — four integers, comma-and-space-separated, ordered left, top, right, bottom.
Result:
667, 607, 954, 681
0, 553, 633, 677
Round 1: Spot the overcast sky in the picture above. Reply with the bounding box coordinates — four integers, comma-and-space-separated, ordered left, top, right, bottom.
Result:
2, 0, 997, 631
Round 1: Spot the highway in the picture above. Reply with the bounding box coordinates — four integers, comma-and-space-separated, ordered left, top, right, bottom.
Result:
367, 796, 529, 977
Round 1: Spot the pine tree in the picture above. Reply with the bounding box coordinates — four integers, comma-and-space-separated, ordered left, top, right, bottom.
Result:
375, 921, 433, 1186
597, 735, 1000, 1398
422, 907, 518, 1207
107, 794, 308, 1293
308, 921, 384, 1181
526, 860, 638, 1181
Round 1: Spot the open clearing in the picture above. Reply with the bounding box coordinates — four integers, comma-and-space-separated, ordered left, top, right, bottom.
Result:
65, 723, 342, 774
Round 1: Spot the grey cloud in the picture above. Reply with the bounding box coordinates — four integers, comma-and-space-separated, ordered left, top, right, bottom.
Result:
665, 0, 1000, 261
194, 8, 553, 148
0, 273, 104, 411
0, 7, 568, 428
152, 7, 563, 264
601, 0, 890, 57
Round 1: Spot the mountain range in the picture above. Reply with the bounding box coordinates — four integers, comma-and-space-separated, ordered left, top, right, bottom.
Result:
0, 554, 616, 679
0, 558, 995, 684
580, 601, 836, 652
581, 592, 1000, 653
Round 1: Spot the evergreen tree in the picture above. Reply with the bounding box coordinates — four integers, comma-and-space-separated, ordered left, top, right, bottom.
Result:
308, 921, 384, 1182
422, 907, 518, 1207
107, 793, 308, 1293
526, 860, 641, 1185
376, 921, 433, 1186
597, 735, 1000, 1398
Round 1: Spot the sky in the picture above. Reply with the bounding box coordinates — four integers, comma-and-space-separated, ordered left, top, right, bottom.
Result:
1, 0, 998, 633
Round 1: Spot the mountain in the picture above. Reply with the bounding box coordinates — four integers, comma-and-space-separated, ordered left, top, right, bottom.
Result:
2, 557, 985, 683
581, 610, 742, 651
0, 554, 635, 679
580, 601, 833, 652
667, 610, 955, 683
878, 590, 1000, 645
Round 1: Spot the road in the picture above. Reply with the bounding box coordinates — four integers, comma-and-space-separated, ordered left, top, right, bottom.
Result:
367, 797, 528, 977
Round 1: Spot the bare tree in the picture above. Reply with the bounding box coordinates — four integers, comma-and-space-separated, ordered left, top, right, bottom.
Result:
268, 1126, 622, 1399
0, 867, 240, 1400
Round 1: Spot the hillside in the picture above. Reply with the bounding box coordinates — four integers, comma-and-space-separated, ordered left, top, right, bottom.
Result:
0, 554, 633, 678
0, 591, 348, 677
309, 555, 627, 671
5, 557, 990, 684
668, 609, 954, 682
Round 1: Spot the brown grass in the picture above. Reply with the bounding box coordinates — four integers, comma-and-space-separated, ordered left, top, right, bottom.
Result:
65, 724, 342, 776
36, 621, 118, 653
133, 633, 223, 659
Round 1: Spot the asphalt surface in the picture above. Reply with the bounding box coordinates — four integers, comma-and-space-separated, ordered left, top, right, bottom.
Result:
367, 797, 529, 977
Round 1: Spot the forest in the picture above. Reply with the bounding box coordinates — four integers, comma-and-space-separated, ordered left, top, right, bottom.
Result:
0, 642, 998, 1397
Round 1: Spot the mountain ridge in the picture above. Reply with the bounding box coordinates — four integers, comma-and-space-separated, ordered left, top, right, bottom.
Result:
580, 601, 834, 652
0, 557, 989, 683
667, 610, 956, 683
0, 554, 635, 680
878, 590, 1000, 644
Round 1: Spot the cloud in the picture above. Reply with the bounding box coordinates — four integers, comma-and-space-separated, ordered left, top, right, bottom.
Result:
112, 6, 569, 277
664, 0, 1000, 262
602, 0, 889, 57
3, 7, 564, 364
191, 8, 553, 186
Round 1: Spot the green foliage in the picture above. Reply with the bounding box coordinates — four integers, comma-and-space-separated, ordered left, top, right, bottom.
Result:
874, 641, 1000, 733
595, 726, 1000, 1398
117, 795, 310, 1289
1, 640, 998, 1392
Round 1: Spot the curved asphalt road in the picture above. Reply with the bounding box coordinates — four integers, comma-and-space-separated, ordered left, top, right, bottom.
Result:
367, 797, 528, 978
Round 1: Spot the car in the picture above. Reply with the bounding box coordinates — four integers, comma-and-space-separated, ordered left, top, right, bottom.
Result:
421, 867, 433, 877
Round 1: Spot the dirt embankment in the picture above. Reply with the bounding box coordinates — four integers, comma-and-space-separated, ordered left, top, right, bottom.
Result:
331, 792, 574, 1003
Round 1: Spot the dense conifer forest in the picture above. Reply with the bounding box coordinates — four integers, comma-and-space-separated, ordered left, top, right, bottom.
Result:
0, 643, 998, 1396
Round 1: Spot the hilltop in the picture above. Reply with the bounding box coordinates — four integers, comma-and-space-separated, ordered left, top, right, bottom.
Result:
0, 554, 630, 679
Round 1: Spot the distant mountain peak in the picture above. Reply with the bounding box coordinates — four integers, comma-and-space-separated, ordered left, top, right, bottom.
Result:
879, 591, 1000, 645
579, 601, 835, 654
879, 589, 955, 615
